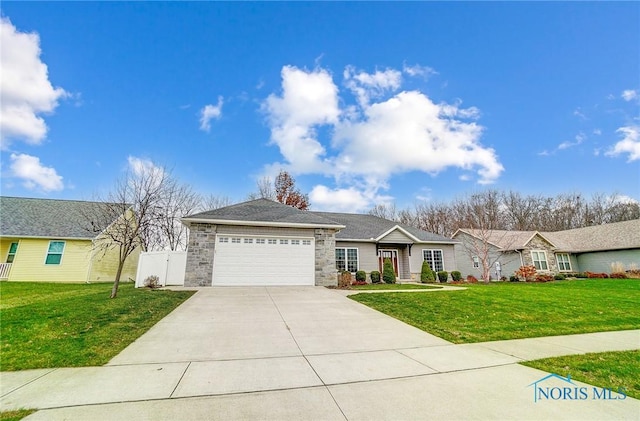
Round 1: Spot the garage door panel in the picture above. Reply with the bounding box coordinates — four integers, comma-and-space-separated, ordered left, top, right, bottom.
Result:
212, 236, 315, 286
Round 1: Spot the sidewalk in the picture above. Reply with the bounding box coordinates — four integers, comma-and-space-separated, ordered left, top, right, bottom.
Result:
1, 287, 638, 420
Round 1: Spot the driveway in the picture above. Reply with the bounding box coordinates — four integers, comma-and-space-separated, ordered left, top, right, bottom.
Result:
3, 287, 639, 420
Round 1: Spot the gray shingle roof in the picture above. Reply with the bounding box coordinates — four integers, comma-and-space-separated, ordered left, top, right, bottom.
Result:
183, 199, 344, 228
0, 196, 115, 239
311, 211, 455, 243
453, 229, 549, 250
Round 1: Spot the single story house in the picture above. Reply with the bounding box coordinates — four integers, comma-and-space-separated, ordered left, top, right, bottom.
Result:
452, 218, 640, 278
181, 199, 458, 286
0, 196, 140, 283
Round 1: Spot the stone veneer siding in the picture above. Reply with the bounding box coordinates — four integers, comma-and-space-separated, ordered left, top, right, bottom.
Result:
184, 223, 217, 287
521, 235, 558, 273
315, 228, 338, 286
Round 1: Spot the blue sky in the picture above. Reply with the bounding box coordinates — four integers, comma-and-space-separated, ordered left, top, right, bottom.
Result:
1, 2, 638, 212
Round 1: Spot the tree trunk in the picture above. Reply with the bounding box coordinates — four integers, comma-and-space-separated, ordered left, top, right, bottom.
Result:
110, 260, 125, 299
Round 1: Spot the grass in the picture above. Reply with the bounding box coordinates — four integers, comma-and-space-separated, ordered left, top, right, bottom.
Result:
350, 283, 442, 290
0, 409, 37, 421
350, 279, 640, 343
522, 350, 640, 400
0, 282, 194, 371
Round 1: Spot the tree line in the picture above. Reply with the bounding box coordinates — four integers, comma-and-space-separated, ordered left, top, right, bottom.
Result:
368, 190, 640, 237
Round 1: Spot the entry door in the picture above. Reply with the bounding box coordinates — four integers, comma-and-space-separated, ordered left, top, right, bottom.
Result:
379, 250, 399, 275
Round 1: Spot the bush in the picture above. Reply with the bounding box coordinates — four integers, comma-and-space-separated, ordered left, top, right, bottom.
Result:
351, 280, 367, 286
609, 272, 627, 279
338, 271, 352, 288
437, 271, 448, 283
554, 273, 566, 280
421, 261, 436, 283
586, 272, 609, 279
382, 258, 396, 284
535, 274, 554, 282
370, 271, 381, 284
466, 275, 478, 283
451, 271, 462, 281
355, 270, 366, 282
509, 275, 519, 282
515, 265, 537, 282
144, 275, 160, 288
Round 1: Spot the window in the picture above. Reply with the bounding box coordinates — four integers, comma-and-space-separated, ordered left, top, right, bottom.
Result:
268, 239, 277, 245
6, 242, 18, 263
531, 250, 549, 271
243, 238, 253, 244
280, 239, 288, 245
45, 241, 65, 265
302, 240, 311, 246
556, 253, 572, 271
231, 238, 241, 244
423, 249, 444, 272
472, 256, 480, 269
291, 239, 300, 245
219, 237, 229, 243
336, 248, 358, 272
256, 238, 266, 244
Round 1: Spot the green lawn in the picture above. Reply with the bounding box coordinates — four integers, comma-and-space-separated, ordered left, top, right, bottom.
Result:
523, 350, 640, 400
350, 279, 640, 343
0, 409, 36, 421
0, 282, 194, 371
350, 283, 442, 290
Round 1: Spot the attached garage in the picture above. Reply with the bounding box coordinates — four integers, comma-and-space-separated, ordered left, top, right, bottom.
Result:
212, 235, 315, 286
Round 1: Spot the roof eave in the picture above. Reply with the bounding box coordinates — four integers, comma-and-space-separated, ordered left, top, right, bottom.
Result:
0, 235, 96, 241
181, 217, 345, 230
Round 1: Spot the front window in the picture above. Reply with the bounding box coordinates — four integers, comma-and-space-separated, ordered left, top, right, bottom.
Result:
531, 250, 549, 271
336, 247, 358, 272
423, 249, 444, 272
556, 253, 572, 271
7, 242, 18, 263
45, 241, 65, 265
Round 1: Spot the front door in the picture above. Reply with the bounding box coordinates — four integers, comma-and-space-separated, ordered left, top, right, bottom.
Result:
379, 250, 399, 276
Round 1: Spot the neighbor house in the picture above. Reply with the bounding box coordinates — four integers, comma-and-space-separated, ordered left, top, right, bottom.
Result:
452, 219, 640, 278
0, 196, 140, 283
181, 199, 458, 286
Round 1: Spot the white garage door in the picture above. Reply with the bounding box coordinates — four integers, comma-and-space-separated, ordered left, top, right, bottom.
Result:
212, 235, 315, 286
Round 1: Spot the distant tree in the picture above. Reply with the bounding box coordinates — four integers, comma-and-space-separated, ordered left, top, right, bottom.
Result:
154, 178, 202, 251
368, 203, 398, 221
274, 170, 309, 210
201, 194, 233, 211
247, 176, 276, 201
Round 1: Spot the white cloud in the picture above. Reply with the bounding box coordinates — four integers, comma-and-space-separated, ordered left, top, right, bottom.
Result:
621, 89, 638, 102
593, 128, 602, 136
402, 63, 438, 79
262, 64, 504, 211
558, 132, 586, 150
573, 108, 587, 120
0, 17, 67, 149
199, 96, 224, 132
606, 126, 640, 161
10, 153, 63, 191
127, 156, 164, 178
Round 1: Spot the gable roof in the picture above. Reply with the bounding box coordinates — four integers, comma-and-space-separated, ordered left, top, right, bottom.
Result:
452, 229, 556, 250
182, 199, 345, 229
0, 196, 117, 240
543, 219, 640, 253
311, 211, 455, 243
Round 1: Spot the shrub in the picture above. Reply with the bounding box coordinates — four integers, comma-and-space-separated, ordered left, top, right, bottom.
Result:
535, 274, 554, 282
466, 275, 478, 283
610, 261, 626, 273
609, 272, 627, 279
355, 270, 366, 282
500, 276, 508, 282
338, 271, 352, 288
515, 265, 537, 282
509, 275, 519, 282
382, 258, 396, 284
554, 273, 566, 280
451, 271, 462, 281
351, 280, 367, 286
144, 275, 160, 288
586, 272, 609, 279
370, 271, 381, 284
421, 261, 436, 283
437, 271, 448, 283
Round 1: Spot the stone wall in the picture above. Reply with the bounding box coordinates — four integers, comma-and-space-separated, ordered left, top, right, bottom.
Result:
521, 235, 558, 272
184, 223, 216, 287
315, 228, 338, 286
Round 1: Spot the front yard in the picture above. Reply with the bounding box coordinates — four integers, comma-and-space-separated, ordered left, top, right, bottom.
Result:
349, 279, 640, 343
0, 282, 194, 371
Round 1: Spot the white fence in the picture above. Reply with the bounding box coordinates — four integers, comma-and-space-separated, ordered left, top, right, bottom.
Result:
0, 263, 12, 280
135, 251, 187, 288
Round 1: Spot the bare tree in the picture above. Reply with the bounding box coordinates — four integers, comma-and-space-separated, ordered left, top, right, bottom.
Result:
368, 203, 398, 221
154, 179, 202, 251
247, 176, 276, 200
84, 168, 167, 298
201, 194, 233, 211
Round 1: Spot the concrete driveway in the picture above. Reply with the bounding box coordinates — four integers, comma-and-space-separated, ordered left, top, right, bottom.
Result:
2, 286, 639, 420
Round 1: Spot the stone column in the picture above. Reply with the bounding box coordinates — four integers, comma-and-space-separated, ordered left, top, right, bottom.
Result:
315, 228, 337, 286
184, 223, 216, 287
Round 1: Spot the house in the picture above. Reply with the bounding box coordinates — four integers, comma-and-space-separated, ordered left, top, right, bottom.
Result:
452, 219, 640, 278
0, 196, 140, 283
181, 199, 458, 286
